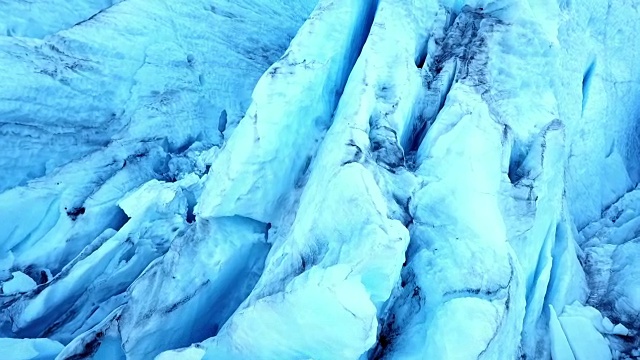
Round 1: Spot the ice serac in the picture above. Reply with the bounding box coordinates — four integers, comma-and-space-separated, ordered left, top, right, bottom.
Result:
578, 186, 640, 355
2, 0, 640, 359
2, 173, 195, 341
0, 0, 318, 298
379, 85, 525, 359
196, 0, 377, 223
1, 0, 318, 356
171, 1, 409, 358
57, 214, 270, 360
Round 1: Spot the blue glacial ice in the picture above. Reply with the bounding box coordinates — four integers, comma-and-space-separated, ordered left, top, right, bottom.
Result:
1, 0, 640, 359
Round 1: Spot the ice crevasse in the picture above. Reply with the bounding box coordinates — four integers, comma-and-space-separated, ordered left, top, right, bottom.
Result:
1, 0, 640, 359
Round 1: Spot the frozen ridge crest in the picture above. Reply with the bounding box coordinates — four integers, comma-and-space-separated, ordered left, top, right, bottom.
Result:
1, 0, 640, 359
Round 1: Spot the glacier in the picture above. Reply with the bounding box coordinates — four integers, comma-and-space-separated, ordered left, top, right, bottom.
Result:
1, 0, 640, 359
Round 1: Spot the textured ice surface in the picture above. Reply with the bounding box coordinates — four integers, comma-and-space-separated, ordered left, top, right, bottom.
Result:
1, 0, 640, 359
0, 0, 316, 192
0, 337, 64, 360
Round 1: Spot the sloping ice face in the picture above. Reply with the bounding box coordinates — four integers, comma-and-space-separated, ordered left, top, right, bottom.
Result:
1, 0, 640, 359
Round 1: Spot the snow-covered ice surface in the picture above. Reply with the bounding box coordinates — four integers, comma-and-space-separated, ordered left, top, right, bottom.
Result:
1, 0, 640, 359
